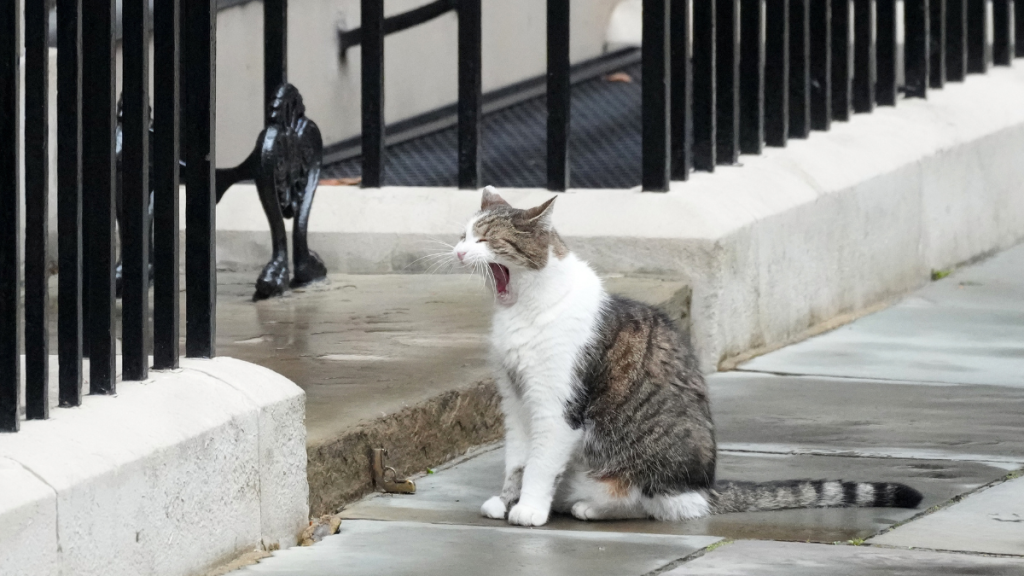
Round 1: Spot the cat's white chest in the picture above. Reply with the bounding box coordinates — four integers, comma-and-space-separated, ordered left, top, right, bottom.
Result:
489, 257, 605, 389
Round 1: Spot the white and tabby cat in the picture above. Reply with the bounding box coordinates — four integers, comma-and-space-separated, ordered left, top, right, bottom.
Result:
454, 187, 922, 527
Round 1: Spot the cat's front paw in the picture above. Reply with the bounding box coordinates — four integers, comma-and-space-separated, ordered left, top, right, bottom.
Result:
480, 496, 507, 519
507, 502, 549, 527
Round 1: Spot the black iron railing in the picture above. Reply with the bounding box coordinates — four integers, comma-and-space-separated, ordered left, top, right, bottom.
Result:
3, 1, 1023, 432
345, 0, 1021, 192
0, 0, 290, 432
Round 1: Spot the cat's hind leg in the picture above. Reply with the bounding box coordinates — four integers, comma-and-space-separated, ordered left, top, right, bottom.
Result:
556, 470, 646, 521
641, 491, 712, 521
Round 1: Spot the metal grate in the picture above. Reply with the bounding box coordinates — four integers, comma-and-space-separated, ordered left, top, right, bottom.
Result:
322, 63, 644, 190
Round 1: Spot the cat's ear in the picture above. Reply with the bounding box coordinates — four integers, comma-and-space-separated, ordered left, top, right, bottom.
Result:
481, 186, 510, 210
524, 196, 556, 225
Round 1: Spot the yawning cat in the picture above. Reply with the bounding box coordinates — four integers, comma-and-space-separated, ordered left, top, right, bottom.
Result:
453, 187, 922, 527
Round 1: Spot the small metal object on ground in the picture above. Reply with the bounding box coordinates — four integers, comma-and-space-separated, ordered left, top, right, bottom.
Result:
372, 448, 416, 494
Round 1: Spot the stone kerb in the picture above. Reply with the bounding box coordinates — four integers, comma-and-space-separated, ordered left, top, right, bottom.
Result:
0, 357, 308, 576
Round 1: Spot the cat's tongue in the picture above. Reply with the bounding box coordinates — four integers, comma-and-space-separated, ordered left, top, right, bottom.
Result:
489, 263, 510, 295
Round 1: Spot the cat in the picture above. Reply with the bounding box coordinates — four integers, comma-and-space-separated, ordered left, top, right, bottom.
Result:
452, 187, 923, 527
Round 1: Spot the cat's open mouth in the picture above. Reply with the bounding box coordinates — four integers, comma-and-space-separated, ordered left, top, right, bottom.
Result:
488, 263, 511, 297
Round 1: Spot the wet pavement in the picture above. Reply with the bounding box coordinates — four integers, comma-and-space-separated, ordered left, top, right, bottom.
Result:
229, 243, 1024, 575
215, 272, 690, 446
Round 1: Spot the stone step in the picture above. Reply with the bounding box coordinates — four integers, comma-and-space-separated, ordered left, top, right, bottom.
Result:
215, 271, 691, 515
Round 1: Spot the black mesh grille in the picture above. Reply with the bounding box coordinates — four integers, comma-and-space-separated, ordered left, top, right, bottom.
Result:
322, 62, 644, 189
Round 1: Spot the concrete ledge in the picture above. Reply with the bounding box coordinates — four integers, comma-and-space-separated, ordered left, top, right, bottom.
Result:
0, 357, 308, 576
214, 63, 1024, 371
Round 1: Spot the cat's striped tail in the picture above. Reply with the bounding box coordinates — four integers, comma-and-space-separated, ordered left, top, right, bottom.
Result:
711, 479, 923, 514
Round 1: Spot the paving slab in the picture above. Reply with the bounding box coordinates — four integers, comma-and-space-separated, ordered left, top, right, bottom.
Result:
739, 243, 1024, 387
340, 445, 1010, 543
661, 540, 1024, 575
871, 475, 1024, 555
232, 520, 720, 576
709, 372, 1024, 463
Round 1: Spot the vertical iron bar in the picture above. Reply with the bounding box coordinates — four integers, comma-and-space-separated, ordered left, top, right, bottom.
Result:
57, 0, 83, 405
853, 0, 876, 113
82, 0, 118, 393
967, 0, 987, 72
876, 0, 898, 104
1016, 0, 1024, 57
0, 0, 20, 431
930, 0, 946, 87
642, 0, 671, 191
993, 0, 1013, 64
153, 0, 180, 370
693, 0, 716, 171
905, 0, 930, 98
25, 0, 52, 418
947, 0, 967, 79
832, 0, 853, 120
716, 0, 739, 165
765, 0, 789, 146
740, 0, 765, 154
122, 0, 150, 380
810, 0, 832, 129
547, 0, 571, 191
361, 0, 384, 188
264, 0, 287, 121
184, 0, 217, 358
670, 0, 693, 180
458, 0, 482, 189
789, 0, 810, 137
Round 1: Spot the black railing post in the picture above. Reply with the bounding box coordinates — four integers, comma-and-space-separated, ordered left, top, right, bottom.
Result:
876, 0, 898, 104
1016, 0, 1024, 57
265, 0, 287, 121
947, 0, 967, 80
361, 0, 385, 188
966, 0, 987, 72
153, 0, 180, 370
852, 0, 876, 113
716, 0, 740, 165
693, 0, 716, 171
810, 0, 832, 130
82, 0, 118, 393
765, 0, 789, 146
905, 0, 930, 98
122, 0, 151, 381
547, 0, 571, 191
458, 0, 482, 189
642, 0, 671, 191
993, 0, 1013, 65
184, 0, 217, 358
789, 0, 810, 138
57, 0, 84, 405
740, 0, 765, 154
670, 0, 693, 180
930, 0, 947, 88
0, 0, 20, 431
25, 0, 52, 418
831, 0, 852, 120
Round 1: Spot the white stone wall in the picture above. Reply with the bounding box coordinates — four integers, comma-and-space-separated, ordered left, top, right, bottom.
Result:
210, 63, 1024, 372
0, 357, 308, 576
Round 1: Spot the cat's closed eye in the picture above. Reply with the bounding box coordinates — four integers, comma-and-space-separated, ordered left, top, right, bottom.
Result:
477, 239, 487, 243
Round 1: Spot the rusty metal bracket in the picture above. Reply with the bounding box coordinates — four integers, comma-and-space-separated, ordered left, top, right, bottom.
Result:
372, 448, 416, 494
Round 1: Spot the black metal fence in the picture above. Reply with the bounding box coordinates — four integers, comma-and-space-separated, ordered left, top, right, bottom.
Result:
0, 0, 289, 432
2, 0, 1022, 432
351, 0, 1022, 191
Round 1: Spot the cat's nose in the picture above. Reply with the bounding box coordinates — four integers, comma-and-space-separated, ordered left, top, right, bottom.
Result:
456, 251, 467, 262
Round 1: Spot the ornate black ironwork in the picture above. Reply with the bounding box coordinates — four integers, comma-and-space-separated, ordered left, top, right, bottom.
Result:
114, 83, 325, 303
216, 83, 327, 300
